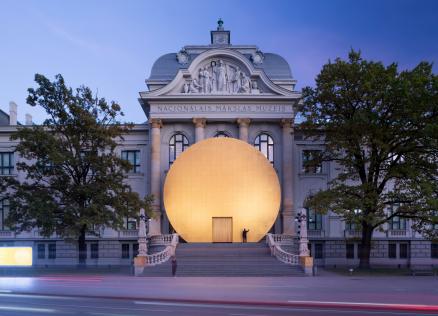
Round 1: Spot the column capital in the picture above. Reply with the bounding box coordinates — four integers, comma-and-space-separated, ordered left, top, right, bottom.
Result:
193, 117, 207, 128
280, 118, 294, 131
237, 118, 251, 127
150, 118, 163, 128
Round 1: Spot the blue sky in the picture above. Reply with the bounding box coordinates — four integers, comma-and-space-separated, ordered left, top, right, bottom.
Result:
1, 0, 437, 123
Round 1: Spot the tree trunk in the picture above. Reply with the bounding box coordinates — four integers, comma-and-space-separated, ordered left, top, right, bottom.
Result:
78, 224, 87, 266
359, 222, 373, 269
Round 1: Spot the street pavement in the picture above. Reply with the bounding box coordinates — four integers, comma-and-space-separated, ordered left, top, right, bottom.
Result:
0, 273, 437, 315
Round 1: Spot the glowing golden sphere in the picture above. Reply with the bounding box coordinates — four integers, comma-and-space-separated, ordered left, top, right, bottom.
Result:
163, 137, 280, 242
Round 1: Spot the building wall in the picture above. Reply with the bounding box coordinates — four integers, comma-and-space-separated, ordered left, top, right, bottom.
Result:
1, 120, 437, 267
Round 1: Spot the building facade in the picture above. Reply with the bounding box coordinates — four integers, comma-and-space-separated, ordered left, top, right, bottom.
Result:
0, 22, 437, 267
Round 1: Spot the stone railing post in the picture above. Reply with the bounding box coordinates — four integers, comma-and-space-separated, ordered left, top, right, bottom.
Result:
237, 118, 250, 142
193, 117, 206, 143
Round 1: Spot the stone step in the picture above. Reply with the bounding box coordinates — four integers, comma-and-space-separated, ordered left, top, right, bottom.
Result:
139, 241, 303, 277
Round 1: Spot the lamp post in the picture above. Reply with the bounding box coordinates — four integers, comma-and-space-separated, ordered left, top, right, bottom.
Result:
138, 208, 149, 256
295, 208, 310, 257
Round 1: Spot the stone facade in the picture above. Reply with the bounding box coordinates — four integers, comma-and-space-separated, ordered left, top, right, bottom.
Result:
0, 23, 437, 267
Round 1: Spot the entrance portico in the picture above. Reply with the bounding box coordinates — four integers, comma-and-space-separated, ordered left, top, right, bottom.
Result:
139, 22, 301, 239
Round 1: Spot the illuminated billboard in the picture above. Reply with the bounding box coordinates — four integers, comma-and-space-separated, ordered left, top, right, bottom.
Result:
0, 247, 33, 266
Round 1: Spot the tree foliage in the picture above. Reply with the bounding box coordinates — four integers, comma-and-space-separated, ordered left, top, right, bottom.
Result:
0, 74, 152, 263
300, 50, 438, 268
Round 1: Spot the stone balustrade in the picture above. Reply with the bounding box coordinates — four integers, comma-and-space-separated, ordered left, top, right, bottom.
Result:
119, 229, 139, 238
149, 234, 176, 246
387, 229, 409, 237
0, 231, 13, 238
135, 234, 179, 272
344, 229, 362, 238
269, 233, 297, 245
266, 233, 299, 265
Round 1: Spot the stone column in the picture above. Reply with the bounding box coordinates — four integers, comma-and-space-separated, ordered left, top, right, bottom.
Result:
193, 117, 206, 143
237, 118, 250, 142
149, 118, 162, 236
281, 119, 295, 235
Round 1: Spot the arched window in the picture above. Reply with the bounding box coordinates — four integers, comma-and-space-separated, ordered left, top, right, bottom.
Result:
254, 133, 274, 164
214, 131, 229, 138
169, 133, 189, 165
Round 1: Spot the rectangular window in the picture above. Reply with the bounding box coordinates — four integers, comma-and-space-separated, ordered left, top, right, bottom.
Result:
126, 218, 137, 230
302, 150, 322, 174
390, 204, 407, 230
400, 243, 408, 259
345, 221, 357, 231
121, 244, 130, 259
121, 150, 140, 173
388, 243, 397, 258
37, 244, 46, 259
0, 152, 14, 175
133, 243, 139, 257
48, 243, 56, 259
307, 208, 322, 230
314, 243, 323, 259
390, 216, 407, 230
431, 243, 438, 259
0, 199, 10, 231
346, 243, 354, 259
90, 243, 99, 259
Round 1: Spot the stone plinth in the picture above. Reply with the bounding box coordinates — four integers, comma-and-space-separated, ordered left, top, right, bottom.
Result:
300, 255, 314, 276
134, 256, 147, 276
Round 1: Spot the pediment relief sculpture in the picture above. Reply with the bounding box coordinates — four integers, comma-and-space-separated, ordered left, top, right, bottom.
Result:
182, 59, 262, 95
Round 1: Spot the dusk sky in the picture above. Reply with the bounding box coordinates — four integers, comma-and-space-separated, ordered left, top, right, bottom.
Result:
1, 0, 437, 124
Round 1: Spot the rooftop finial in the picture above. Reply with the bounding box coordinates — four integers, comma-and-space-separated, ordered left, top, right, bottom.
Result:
217, 18, 224, 31
211, 18, 230, 45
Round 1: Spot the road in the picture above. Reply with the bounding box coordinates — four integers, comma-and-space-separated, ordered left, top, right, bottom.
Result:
0, 293, 437, 316
0, 274, 437, 315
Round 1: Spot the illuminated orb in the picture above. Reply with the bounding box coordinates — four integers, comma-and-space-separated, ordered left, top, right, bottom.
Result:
164, 137, 281, 242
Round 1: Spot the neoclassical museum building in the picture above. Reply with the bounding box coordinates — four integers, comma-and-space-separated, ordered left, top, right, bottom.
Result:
0, 22, 437, 268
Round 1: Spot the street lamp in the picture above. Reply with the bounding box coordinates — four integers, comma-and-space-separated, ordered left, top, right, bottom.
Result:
139, 212, 150, 236
137, 208, 149, 256
295, 208, 310, 257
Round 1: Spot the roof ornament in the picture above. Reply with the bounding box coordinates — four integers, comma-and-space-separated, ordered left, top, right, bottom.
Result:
217, 18, 224, 31
251, 50, 265, 65
176, 48, 189, 65
211, 18, 230, 45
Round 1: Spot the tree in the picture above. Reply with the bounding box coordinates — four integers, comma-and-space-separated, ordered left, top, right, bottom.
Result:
0, 74, 152, 265
300, 50, 438, 269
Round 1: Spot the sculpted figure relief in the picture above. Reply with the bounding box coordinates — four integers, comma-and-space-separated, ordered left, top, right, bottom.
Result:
231, 66, 242, 93
203, 66, 212, 93
189, 78, 201, 93
182, 59, 259, 94
216, 60, 228, 92
240, 73, 251, 93
198, 69, 205, 93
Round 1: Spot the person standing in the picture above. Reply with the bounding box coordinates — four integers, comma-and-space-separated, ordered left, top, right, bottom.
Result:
171, 256, 177, 277
242, 228, 249, 243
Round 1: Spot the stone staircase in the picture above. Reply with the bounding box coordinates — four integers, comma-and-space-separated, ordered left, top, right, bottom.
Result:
140, 242, 304, 276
